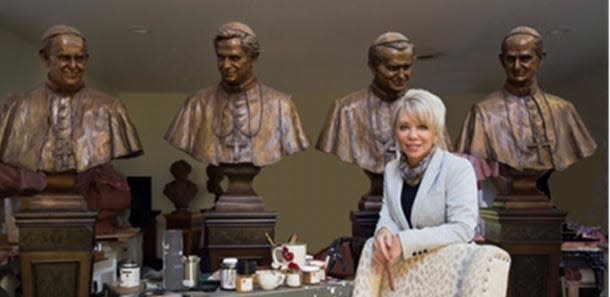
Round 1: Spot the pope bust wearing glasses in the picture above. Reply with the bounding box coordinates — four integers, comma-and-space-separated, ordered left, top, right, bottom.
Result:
0, 25, 142, 213
0, 25, 141, 198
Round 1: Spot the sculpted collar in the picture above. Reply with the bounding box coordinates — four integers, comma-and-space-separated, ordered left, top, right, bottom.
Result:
504, 81, 539, 97
370, 82, 406, 102
45, 75, 84, 95
220, 77, 258, 94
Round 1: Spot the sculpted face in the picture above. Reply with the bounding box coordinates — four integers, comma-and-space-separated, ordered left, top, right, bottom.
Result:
216, 38, 256, 86
371, 47, 413, 95
500, 34, 542, 88
395, 108, 437, 166
45, 34, 87, 92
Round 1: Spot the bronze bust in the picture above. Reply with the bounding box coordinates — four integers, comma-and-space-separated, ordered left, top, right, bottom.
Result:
0, 25, 142, 174
164, 160, 198, 213
165, 22, 309, 211
316, 32, 450, 210
456, 26, 596, 198
0, 25, 142, 233
316, 32, 415, 175
165, 22, 309, 167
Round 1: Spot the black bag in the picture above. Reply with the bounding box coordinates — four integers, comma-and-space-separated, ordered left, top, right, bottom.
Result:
313, 236, 367, 279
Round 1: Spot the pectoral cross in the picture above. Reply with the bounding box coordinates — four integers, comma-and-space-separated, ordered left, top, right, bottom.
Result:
225, 134, 248, 162
527, 138, 551, 165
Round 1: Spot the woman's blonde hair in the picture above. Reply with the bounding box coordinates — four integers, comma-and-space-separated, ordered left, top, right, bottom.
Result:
391, 89, 448, 156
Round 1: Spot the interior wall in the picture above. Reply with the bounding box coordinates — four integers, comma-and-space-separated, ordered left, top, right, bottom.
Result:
0, 27, 45, 98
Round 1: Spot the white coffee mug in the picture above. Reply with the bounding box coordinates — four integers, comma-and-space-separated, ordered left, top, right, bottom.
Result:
272, 243, 307, 268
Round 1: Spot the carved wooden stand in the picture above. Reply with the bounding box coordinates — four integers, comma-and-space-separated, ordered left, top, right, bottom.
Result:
201, 211, 276, 272
15, 173, 96, 297
202, 163, 276, 272
350, 171, 382, 239
164, 211, 204, 256
482, 169, 566, 297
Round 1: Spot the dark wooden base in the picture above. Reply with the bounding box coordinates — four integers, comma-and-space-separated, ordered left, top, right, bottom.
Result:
350, 210, 379, 239
201, 210, 276, 272
15, 211, 97, 297
164, 212, 204, 256
481, 207, 567, 297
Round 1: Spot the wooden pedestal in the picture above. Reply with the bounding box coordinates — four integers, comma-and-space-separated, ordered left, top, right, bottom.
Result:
481, 207, 567, 297
15, 211, 96, 297
351, 171, 383, 239
350, 210, 379, 239
201, 211, 276, 272
164, 212, 204, 256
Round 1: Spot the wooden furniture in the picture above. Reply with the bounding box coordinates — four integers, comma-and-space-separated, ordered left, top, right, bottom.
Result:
164, 212, 203, 256
351, 171, 382, 239
15, 173, 96, 297
201, 211, 276, 272
15, 211, 96, 297
481, 207, 566, 297
561, 247, 605, 297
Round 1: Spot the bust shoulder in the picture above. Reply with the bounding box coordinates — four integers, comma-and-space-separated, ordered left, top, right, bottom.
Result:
258, 83, 291, 101
334, 88, 370, 109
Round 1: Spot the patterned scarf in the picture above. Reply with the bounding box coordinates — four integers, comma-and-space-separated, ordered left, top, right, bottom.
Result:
399, 147, 436, 186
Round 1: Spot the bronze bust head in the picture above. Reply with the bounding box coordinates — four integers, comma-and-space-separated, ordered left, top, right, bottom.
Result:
368, 32, 414, 98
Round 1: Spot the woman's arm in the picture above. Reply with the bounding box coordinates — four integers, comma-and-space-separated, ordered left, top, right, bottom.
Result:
397, 157, 478, 260
375, 162, 401, 235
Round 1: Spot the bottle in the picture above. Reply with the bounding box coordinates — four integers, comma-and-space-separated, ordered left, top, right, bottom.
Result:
236, 259, 255, 292
220, 257, 238, 290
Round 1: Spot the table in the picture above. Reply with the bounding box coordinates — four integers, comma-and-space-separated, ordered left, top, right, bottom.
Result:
105, 280, 353, 297
561, 248, 605, 297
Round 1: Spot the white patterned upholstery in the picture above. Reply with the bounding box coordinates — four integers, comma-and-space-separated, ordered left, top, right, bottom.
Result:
353, 238, 511, 297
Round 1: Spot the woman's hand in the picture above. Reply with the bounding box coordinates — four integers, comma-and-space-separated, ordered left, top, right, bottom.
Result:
374, 228, 392, 259
373, 228, 401, 272
373, 228, 402, 291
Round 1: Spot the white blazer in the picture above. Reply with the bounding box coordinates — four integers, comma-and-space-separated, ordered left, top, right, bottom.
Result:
375, 149, 478, 260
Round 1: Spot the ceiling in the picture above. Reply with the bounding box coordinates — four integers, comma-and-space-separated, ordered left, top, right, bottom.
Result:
0, 0, 607, 94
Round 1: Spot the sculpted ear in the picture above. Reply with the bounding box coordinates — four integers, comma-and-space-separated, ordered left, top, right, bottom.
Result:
539, 51, 547, 65
39, 49, 50, 67
368, 61, 377, 75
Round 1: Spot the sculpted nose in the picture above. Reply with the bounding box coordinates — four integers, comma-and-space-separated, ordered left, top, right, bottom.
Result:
513, 59, 522, 71
219, 58, 229, 69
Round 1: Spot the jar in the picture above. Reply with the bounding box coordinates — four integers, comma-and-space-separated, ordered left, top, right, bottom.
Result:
220, 257, 238, 290
285, 270, 302, 288
119, 262, 140, 288
301, 265, 320, 285
309, 260, 327, 281
236, 259, 256, 293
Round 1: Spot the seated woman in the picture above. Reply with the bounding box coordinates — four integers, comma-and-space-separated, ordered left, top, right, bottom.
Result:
353, 89, 478, 296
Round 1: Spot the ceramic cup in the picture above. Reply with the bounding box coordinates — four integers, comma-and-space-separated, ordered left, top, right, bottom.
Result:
256, 270, 285, 290
285, 271, 302, 288
272, 243, 307, 269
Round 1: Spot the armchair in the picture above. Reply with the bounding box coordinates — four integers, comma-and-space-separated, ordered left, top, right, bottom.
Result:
353, 240, 511, 297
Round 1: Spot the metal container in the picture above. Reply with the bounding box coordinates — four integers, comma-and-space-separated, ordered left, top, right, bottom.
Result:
182, 255, 201, 288
220, 257, 238, 290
